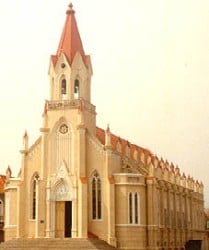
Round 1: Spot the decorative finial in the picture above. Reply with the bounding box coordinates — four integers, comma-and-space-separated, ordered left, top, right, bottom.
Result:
23, 130, 29, 151
6, 165, 12, 179
66, 2, 75, 15
105, 124, 112, 148
106, 124, 110, 133
23, 130, 28, 138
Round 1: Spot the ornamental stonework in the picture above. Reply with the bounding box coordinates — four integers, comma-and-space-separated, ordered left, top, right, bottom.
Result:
59, 124, 68, 134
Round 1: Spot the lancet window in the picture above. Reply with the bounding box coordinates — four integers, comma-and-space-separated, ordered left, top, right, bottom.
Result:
129, 192, 140, 224
92, 172, 102, 220
31, 174, 39, 220
74, 79, 80, 99
61, 78, 67, 99
32, 179, 36, 219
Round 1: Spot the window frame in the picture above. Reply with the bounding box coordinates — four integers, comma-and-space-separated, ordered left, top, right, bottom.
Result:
91, 172, 102, 220
129, 192, 140, 225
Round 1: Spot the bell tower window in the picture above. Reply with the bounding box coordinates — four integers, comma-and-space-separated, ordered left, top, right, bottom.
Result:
74, 79, 80, 99
61, 78, 67, 99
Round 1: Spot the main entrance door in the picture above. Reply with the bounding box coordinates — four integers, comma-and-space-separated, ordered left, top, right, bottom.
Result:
55, 201, 72, 238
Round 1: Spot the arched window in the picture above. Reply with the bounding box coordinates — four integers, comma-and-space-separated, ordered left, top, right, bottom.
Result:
61, 78, 67, 99
32, 179, 36, 219
129, 193, 133, 224
31, 174, 39, 220
92, 172, 102, 220
129, 192, 140, 224
74, 79, 80, 99
134, 193, 138, 223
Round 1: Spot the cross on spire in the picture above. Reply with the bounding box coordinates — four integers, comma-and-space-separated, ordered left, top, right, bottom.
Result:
66, 2, 75, 15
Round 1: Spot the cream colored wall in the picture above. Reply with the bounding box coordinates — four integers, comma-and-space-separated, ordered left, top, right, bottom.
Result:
36, 180, 47, 237
4, 186, 18, 241
86, 135, 149, 247
86, 135, 106, 238
116, 227, 147, 249
46, 110, 82, 179
18, 139, 43, 238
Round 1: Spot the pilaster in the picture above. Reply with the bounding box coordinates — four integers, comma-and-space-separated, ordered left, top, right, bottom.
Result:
105, 149, 117, 247
18, 134, 29, 238
40, 110, 50, 179
19, 132, 29, 181
35, 177, 40, 238
103, 126, 117, 246
45, 178, 52, 238
77, 124, 87, 238
16, 186, 20, 238
72, 191, 78, 237
146, 173, 157, 249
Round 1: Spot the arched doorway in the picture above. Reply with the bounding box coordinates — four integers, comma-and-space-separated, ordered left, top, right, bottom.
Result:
55, 182, 72, 238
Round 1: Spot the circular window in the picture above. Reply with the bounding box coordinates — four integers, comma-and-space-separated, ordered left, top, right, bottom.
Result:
59, 124, 68, 134
61, 63, 66, 68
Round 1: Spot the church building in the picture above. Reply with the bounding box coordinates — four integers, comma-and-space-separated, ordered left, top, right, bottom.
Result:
4, 3, 206, 250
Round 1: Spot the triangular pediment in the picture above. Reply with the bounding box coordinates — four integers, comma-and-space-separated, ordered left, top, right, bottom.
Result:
54, 52, 71, 71
72, 51, 87, 70
56, 160, 69, 180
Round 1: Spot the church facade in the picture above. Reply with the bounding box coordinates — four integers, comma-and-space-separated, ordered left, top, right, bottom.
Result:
4, 3, 206, 250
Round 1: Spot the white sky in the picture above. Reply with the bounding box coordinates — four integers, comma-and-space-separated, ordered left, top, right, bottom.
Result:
0, 0, 209, 205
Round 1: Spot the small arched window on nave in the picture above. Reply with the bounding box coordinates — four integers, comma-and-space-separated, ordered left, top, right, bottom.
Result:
92, 171, 102, 220
32, 178, 36, 219
31, 173, 39, 220
74, 79, 80, 99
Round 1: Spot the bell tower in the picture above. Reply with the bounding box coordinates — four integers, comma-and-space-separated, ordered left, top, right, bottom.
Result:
42, 3, 95, 238
47, 3, 95, 132
49, 3, 93, 102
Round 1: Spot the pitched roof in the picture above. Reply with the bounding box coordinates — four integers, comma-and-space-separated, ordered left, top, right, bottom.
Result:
52, 3, 89, 67
96, 127, 153, 163
95, 127, 204, 192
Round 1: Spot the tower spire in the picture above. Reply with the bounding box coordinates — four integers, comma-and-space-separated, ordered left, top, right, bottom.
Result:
49, 2, 93, 104
55, 2, 86, 65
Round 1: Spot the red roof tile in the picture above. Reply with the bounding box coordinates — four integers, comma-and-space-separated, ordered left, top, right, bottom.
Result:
96, 127, 153, 162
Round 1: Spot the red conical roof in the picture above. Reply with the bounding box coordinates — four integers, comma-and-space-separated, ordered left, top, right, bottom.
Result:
52, 3, 88, 66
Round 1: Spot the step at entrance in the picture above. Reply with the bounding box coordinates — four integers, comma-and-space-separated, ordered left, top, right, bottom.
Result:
0, 238, 117, 250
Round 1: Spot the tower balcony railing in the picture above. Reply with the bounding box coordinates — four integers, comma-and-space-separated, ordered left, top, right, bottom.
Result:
46, 98, 96, 113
